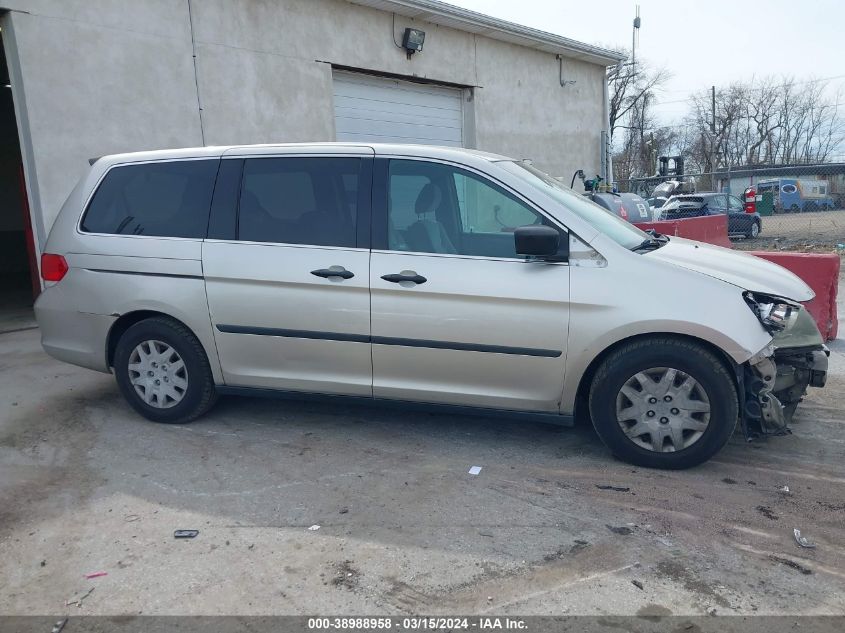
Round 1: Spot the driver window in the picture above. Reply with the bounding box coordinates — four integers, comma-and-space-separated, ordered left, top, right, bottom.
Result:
387, 159, 549, 259
728, 196, 744, 212
453, 172, 542, 234
709, 195, 727, 211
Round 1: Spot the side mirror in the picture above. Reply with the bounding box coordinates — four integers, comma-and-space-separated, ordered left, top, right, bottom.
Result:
514, 225, 568, 261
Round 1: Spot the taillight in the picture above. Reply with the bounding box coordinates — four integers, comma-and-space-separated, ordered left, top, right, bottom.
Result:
41, 253, 68, 282
619, 206, 628, 220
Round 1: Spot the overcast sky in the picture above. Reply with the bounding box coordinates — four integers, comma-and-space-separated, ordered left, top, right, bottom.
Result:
446, 0, 845, 122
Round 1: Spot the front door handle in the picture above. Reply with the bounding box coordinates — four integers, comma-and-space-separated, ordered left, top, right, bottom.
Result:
381, 272, 427, 285
311, 267, 354, 280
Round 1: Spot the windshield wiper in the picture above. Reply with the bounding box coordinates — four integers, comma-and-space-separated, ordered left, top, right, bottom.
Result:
631, 231, 668, 252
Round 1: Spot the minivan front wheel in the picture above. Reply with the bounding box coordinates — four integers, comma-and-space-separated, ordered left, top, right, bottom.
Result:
114, 317, 217, 424
588, 338, 738, 469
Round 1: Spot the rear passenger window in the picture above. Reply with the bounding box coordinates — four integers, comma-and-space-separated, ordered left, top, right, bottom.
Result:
238, 157, 360, 247
81, 160, 219, 237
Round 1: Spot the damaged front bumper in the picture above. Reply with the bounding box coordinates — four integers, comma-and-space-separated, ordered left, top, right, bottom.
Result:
739, 298, 829, 439
742, 343, 829, 438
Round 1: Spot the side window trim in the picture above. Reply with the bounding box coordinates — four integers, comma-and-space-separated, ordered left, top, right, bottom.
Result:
207, 158, 243, 241
356, 157, 373, 250
372, 157, 390, 251
372, 157, 566, 254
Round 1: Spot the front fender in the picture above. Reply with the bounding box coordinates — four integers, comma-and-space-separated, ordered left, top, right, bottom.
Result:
561, 260, 773, 414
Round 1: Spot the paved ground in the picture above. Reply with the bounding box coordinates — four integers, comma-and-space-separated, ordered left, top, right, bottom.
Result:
1, 277, 844, 617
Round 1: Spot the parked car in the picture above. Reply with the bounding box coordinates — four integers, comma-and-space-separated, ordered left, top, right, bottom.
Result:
589, 192, 652, 223
660, 193, 763, 238
35, 144, 828, 469
650, 178, 696, 200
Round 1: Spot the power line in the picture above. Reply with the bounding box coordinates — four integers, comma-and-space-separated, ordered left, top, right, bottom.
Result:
636, 110, 845, 132
650, 74, 845, 107
656, 101, 845, 113
658, 73, 845, 94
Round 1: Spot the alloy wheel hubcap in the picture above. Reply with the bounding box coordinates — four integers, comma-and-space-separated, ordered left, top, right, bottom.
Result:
128, 340, 188, 409
615, 367, 710, 452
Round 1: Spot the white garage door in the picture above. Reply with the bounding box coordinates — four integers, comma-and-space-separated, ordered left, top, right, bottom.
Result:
333, 72, 463, 147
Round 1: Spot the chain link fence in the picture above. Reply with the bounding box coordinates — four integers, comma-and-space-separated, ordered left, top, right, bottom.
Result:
612, 163, 845, 253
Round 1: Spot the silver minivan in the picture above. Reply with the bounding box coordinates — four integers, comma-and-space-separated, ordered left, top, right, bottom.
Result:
35, 144, 828, 469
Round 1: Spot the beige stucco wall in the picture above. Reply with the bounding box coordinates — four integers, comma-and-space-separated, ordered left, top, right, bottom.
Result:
1, 0, 203, 244
1, 0, 609, 249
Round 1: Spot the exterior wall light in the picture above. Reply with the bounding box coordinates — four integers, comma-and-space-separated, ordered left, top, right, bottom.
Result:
402, 28, 425, 58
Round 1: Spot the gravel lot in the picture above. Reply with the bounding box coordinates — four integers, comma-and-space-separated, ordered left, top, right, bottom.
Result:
1, 277, 844, 617
762, 209, 845, 240
733, 209, 845, 252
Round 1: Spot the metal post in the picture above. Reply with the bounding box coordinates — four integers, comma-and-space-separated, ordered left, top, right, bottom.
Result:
600, 130, 608, 183
632, 6, 640, 69
602, 67, 612, 183
710, 86, 716, 134
710, 86, 717, 191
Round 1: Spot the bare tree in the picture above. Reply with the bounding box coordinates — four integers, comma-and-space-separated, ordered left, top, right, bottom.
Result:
682, 77, 845, 168
610, 70, 844, 188
606, 49, 671, 182
607, 51, 670, 143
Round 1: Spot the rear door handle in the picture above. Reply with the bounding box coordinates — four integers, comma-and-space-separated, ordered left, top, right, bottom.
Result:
311, 267, 354, 279
381, 272, 427, 285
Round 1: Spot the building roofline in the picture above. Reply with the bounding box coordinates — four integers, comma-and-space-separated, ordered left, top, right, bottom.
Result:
348, 0, 626, 66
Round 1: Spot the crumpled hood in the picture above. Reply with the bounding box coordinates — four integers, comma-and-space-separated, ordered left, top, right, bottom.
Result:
648, 237, 815, 302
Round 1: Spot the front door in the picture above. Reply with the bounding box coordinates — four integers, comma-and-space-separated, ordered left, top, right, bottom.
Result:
727, 194, 753, 234
369, 158, 570, 412
203, 153, 373, 396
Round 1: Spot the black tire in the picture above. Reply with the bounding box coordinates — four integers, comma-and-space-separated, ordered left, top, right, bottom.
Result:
113, 316, 217, 424
747, 221, 760, 239
588, 338, 738, 469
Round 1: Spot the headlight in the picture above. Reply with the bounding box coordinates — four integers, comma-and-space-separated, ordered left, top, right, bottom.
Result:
744, 292, 800, 333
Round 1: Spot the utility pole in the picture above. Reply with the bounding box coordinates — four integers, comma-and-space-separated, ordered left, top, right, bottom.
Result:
710, 85, 717, 190
710, 86, 716, 134
627, 6, 641, 185
632, 6, 641, 71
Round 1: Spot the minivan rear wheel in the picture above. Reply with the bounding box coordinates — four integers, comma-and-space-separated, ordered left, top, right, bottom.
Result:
588, 338, 738, 469
114, 317, 217, 424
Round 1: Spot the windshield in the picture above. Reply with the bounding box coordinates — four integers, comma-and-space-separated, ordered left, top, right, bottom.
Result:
502, 161, 648, 249
652, 182, 676, 197
663, 196, 705, 210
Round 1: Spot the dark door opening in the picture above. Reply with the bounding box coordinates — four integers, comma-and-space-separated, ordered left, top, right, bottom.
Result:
0, 27, 38, 331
